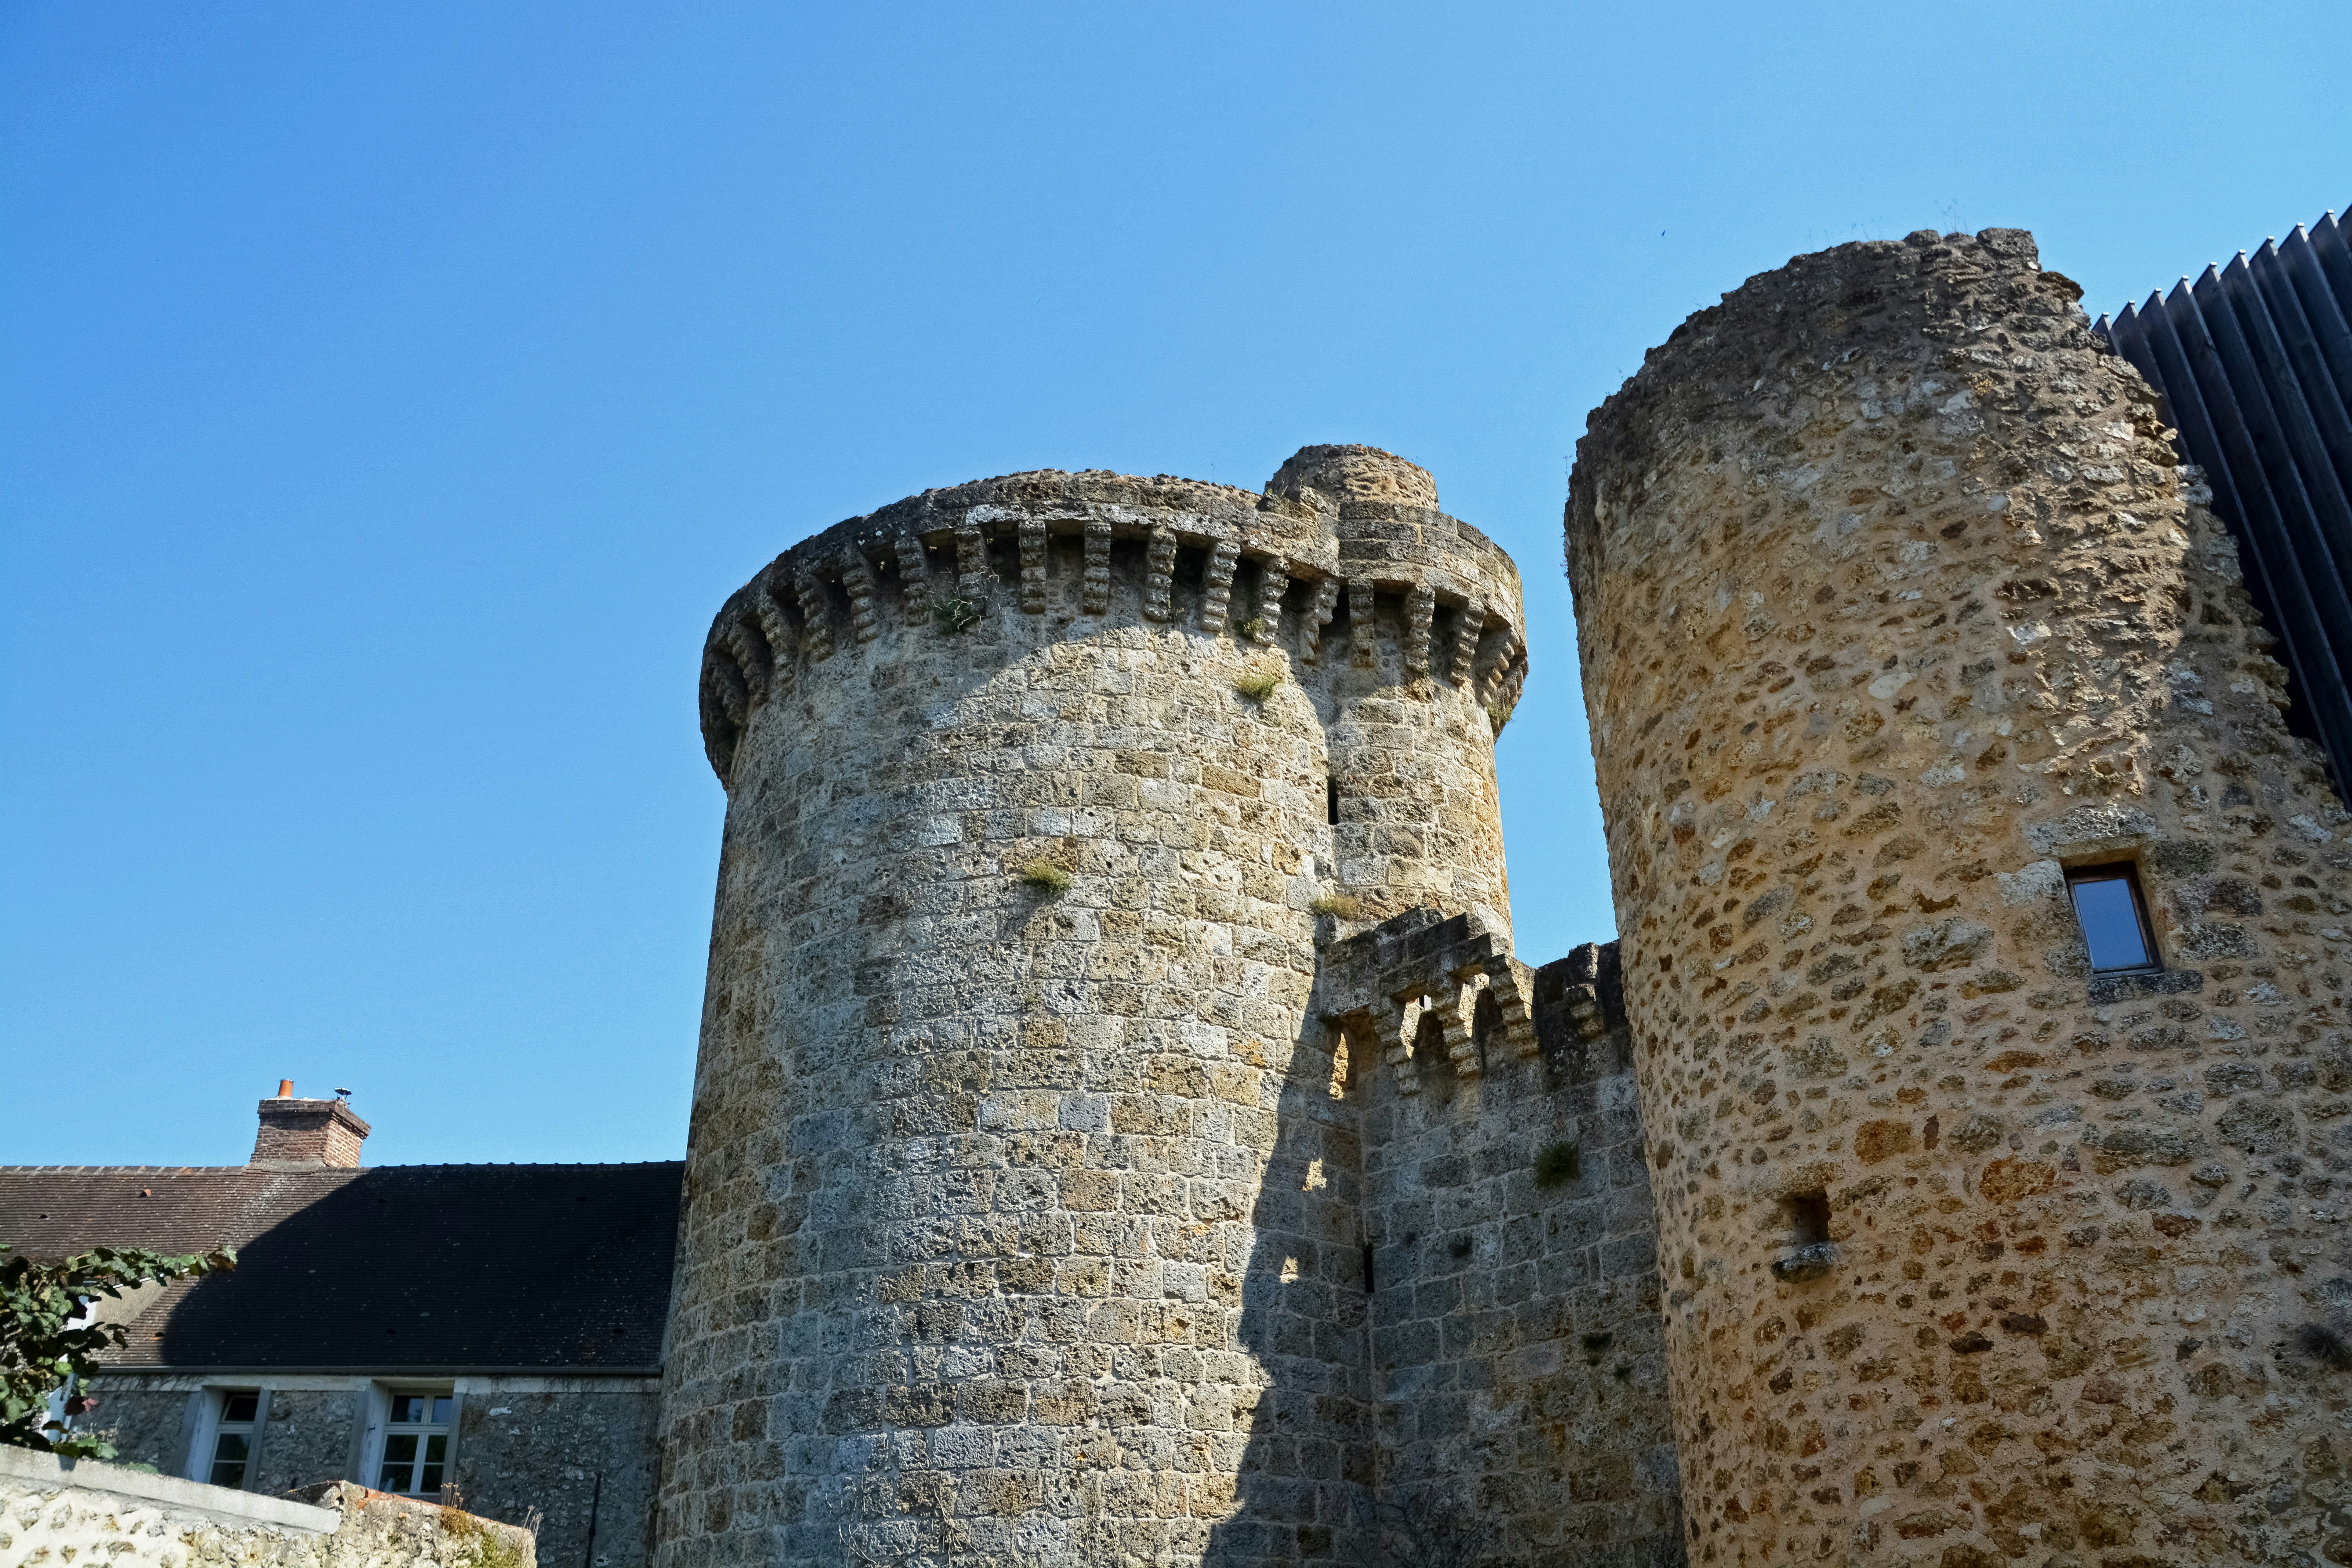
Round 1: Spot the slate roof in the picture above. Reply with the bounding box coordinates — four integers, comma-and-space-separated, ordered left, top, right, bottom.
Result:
0, 1162, 682, 1372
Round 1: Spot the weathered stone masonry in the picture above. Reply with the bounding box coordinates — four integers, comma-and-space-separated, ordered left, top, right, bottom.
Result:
1569, 228, 2352, 1566
663, 446, 1682, 1567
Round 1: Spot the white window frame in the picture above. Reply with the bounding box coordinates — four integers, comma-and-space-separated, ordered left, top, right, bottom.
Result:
187, 1385, 266, 1490
361, 1383, 458, 1497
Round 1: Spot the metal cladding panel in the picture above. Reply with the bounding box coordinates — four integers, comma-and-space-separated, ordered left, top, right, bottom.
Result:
2098, 206, 2352, 791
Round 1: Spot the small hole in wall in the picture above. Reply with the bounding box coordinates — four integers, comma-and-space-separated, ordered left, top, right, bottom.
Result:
1327, 777, 1340, 826
1785, 1191, 1831, 1247
1361, 1244, 1375, 1293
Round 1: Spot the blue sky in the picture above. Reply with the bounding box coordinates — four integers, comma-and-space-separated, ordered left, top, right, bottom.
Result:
4, 2, 2345, 1166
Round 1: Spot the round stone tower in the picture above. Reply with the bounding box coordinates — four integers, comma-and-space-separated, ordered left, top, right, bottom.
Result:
1569, 230, 2352, 1565
660, 446, 1523, 1566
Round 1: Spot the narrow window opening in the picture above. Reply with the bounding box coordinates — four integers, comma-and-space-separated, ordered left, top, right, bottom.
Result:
1327, 777, 1340, 827
1327, 1025, 1351, 1101
208, 1389, 260, 1489
2065, 863, 2159, 973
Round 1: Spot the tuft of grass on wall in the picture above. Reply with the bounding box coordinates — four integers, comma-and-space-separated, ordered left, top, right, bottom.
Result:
1017, 859, 1072, 893
1309, 892, 1360, 919
1534, 1142, 1581, 1188
2295, 1321, 2352, 1370
930, 594, 981, 633
1233, 661, 1283, 702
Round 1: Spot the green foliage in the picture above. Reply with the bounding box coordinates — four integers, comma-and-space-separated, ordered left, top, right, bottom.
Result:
1017, 859, 1072, 893
1235, 616, 1267, 642
1534, 1141, 1581, 1188
1309, 892, 1360, 919
1232, 663, 1283, 702
929, 594, 981, 633
1485, 695, 1518, 735
439, 1503, 532, 1568
2, 1243, 234, 1459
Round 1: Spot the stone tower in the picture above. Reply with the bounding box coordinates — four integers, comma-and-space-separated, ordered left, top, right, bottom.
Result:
659, 447, 1527, 1566
1569, 229, 2352, 1564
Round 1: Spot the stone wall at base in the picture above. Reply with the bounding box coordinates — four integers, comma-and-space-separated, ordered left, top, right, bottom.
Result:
0, 1447, 536, 1568
1570, 226, 2352, 1566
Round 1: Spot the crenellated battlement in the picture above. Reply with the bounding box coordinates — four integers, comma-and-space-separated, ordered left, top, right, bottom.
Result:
1317, 906, 1540, 1095
697, 453, 1529, 784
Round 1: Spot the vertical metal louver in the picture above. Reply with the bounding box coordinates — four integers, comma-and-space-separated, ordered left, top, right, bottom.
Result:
2096, 209, 2352, 791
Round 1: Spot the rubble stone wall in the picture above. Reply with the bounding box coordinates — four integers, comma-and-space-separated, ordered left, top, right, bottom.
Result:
0, 1448, 536, 1568
1568, 227, 2352, 1565
454, 1381, 663, 1568
83, 1374, 657, 1568
78, 1386, 198, 1477
662, 449, 1526, 1568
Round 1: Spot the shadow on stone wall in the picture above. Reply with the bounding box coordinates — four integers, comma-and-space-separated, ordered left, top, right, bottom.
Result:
1208, 927, 1688, 1567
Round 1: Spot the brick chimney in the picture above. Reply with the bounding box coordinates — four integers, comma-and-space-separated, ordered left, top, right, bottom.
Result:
250, 1082, 370, 1168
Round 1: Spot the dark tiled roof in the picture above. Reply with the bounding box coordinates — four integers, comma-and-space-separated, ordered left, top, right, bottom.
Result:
0, 1162, 681, 1371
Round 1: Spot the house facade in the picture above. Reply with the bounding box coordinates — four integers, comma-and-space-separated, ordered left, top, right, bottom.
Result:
0, 1093, 678, 1568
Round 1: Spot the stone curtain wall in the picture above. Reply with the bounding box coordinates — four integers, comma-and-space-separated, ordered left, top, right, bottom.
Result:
0, 1448, 535, 1568
664, 450, 1526, 1567
1568, 228, 2352, 1565
1354, 936, 1684, 1568
1212, 910, 1687, 1568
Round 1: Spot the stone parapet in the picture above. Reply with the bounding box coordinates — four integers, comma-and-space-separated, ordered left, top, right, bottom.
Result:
1316, 906, 1539, 1095
696, 462, 1528, 793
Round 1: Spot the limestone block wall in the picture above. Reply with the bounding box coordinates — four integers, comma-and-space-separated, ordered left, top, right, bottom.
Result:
664, 449, 1525, 1567
1569, 227, 2352, 1565
0, 1448, 536, 1568
1335, 921, 1684, 1568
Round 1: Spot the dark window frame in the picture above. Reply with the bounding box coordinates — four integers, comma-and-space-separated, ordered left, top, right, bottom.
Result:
2065, 861, 2162, 975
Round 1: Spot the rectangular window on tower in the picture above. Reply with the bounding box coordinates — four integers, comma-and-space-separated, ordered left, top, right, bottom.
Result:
376, 1391, 456, 1496
2066, 864, 2159, 973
